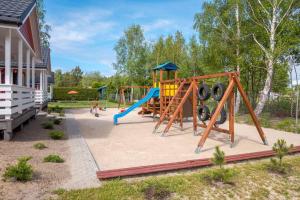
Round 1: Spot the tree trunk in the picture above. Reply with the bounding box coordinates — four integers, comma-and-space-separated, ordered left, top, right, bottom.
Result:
254, 6, 276, 116
234, 2, 241, 114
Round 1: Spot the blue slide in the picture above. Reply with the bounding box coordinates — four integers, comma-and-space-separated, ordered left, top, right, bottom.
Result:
114, 88, 160, 125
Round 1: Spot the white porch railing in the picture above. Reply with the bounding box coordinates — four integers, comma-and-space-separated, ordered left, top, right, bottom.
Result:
0, 85, 35, 119
35, 90, 48, 104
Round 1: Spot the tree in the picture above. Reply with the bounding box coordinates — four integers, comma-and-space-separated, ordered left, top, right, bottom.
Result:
70, 66, 83, 86
36, 0, 51, 47
81, 71, 105, 88
54, 69, 63, 87
194, 0, 245, 112
246, 0, 299, 115
269, 139, 294, 173
211, 146, 225, 169
187, 35, 203, 77
113, 25, 149, 85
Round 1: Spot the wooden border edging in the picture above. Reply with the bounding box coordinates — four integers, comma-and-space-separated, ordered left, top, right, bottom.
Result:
97, 146, 300, 180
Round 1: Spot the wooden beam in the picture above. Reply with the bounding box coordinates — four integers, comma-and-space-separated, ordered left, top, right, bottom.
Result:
154, 80, 187, 132
229, 88, 235, 146
233, 76, 268, 145
97, 146, 300, 179
198, 123, 230, 134
163, 82, 194, 134
192, 80, 198, 135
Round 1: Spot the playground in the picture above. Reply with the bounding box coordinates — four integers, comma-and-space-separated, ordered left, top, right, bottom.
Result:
68, 107, 300, 174
66, 61, 300, 178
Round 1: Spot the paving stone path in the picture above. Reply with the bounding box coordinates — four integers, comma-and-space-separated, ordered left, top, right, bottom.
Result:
62, 112, 100, 189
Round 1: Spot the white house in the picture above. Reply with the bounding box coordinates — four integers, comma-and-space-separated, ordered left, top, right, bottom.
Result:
0, 0, 52, 140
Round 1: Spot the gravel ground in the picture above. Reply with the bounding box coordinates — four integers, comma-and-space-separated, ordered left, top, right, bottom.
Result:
0, 112, 70, 200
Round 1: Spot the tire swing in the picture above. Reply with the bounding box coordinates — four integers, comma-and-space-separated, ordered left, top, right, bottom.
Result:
211, 107, 227, 124
197, 105, 210, 121
211, 83, 226, 101
198, 83, 211, 101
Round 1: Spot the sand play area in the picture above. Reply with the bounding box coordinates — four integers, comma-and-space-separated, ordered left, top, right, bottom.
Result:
66, 108, 300, 171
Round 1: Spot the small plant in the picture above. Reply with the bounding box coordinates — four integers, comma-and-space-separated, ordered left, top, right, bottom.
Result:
211, 146, 225, 168
43, 154, 64, 163
49, 130, 64, 140
33, 142, 47, 150
204, 146, 235, 184
268, 139, 293, 174
53, 118, 62, 125
3, 156, 33, 181
42, 121, 54, 129
59, 110, 65, 117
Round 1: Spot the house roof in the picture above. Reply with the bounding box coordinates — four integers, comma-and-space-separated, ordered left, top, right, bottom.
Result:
153, 62, 179, 71
36, 47, 50, 69
0, 0, 36, 26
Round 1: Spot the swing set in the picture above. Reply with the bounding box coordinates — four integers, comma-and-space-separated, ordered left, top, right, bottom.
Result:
151, 69, 268, 153
116, 62, 268, 152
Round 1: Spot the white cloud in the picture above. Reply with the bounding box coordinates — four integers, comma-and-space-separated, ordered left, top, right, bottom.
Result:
143, 19, 174, 32
49, 9, 116, 51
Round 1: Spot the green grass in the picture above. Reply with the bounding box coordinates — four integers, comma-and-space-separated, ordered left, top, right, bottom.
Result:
56, 155, 300, 200
236, 113, 300, 133
49, 100, 119, 109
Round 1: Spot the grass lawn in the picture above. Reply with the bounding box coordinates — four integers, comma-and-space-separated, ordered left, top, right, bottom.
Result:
48, 101, 119, 109
236, 113, 300, 134
55, 155, 300, 200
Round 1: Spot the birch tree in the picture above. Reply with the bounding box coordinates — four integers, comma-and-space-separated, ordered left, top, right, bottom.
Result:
246, 0, 298, 115
194, 0, 245, 113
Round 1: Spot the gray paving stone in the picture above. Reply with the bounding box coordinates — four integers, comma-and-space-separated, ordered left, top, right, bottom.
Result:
62, 112, 100, 189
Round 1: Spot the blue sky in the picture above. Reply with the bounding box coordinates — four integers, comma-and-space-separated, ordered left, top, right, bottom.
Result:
45, 0, 203, 76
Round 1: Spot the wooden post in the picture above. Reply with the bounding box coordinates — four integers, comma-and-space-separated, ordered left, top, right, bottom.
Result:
192, 80, 198, 135
229, 84, 235, 147
5, 29, 12, 85
195, 79, 235, 153
159, 70, 163, 116
233, 76, 268, 145
18, 39, 23, 86
26, 49, 30, 87
31, 57, 35, 89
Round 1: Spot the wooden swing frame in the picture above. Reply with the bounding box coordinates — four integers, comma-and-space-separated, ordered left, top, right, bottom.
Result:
154, 72, 268, 153
117, 85, 151, 108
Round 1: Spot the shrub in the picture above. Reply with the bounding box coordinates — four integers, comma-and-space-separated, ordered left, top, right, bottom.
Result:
205, 146, 236, 184
3, 157, 33, 181
42, 121, 54, 129
49, 130, 64, 140
211, 146, 225, 168
53, 118, 62, 125
43, 154, 64, 163
276, 119, 294, 132
33, 143, 47, 150
53, 87, 98, 101
268, 139, 293, 174
264, 98, 292, 117
59, 110, 65, 117
48, 106, 64, 114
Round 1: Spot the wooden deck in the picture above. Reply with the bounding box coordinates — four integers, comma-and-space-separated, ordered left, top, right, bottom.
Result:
97, 145, 300, 179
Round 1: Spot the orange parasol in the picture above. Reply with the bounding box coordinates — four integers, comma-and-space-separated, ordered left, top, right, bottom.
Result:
67, 90, 78, 95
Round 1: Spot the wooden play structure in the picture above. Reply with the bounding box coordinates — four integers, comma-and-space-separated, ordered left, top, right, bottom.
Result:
118, 86, 150, 106
116, 62, 268, 152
